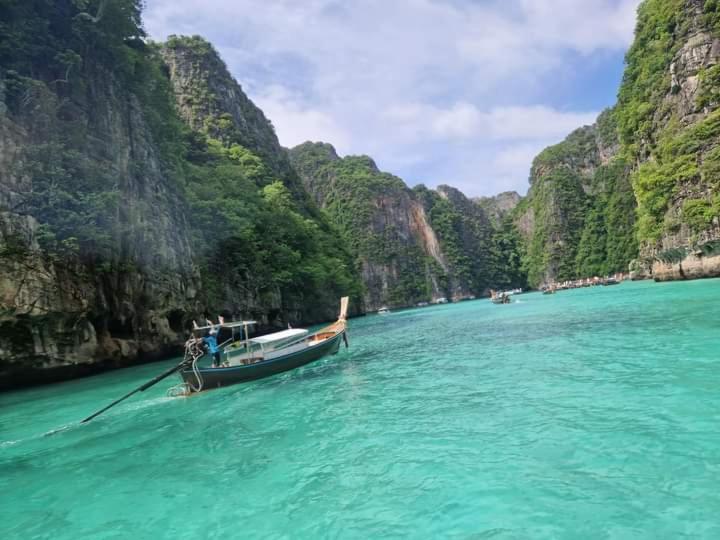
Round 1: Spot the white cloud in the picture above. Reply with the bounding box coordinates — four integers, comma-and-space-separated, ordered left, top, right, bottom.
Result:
486, 107, 599, 141
143, 0, 641, 195
253, 85, 352, 153
384, 103, 598, 143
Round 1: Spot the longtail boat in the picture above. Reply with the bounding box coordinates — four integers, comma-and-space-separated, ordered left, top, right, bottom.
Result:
81, 298, 349, 422
177, 297, 349, 393
490, 290, 511, 305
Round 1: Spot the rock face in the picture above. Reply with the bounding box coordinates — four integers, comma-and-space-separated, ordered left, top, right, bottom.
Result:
289, 142, 454, 309
513, 110, 636, 287
416, 184, 500, 298
652, 242, 720, 280
289, 142, 527, 308
512, 1, 720, 285
160, 37, 299, 188
0, 54, 198, 388
0, 7, 358, 388
616, 0, 720, 281
475, 192, 522, 223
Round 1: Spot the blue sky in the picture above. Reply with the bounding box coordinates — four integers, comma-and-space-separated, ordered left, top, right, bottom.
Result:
144, 0, 641, 197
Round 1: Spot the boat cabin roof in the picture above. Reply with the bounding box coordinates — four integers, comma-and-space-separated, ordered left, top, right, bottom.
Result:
194, 321, 257, 331
250, 328, 308, 344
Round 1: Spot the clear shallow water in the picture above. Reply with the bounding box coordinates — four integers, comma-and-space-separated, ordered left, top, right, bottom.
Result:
2, 279, 720, 539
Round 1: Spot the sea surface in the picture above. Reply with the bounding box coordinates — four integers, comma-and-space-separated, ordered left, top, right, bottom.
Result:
2, 279, 720, 539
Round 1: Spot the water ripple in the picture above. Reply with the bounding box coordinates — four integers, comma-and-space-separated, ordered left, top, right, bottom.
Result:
2, 280, 720, 538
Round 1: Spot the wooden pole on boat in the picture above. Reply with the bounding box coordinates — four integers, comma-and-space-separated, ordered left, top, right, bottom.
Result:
244, 322, 249, 361
80, 360, 188, 423
339, 297, 349, 348
339, 296, 349, 321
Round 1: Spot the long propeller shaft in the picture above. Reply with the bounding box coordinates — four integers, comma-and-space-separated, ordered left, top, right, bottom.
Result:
80, 360, 188, 423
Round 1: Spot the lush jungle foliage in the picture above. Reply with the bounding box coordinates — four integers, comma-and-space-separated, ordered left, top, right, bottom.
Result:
616, 0, 720, 248
6, 0, 720, 323
518, 109, 637, 287
289, 145, 439, 305
520, 166, 588, 286
414, 185, 526, 294
575, 159, 638, 278
182, 137, 361, 314
290, 142, 527, 305
0, 1, 360, 320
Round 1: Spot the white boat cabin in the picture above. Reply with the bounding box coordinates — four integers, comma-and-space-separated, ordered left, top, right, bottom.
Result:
224, 328, 311, 366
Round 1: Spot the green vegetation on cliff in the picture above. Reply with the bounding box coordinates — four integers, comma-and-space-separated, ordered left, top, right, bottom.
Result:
289, 144, 438, 307
520, 164, 588, 286
575, 158, 638, 278
617, 0, 720, 250
161, 36, 362, 316
414, 185, 526, 294
616, 0, 686, 148
632, 110, 720, 242
183, 137, 360, 316
517, 109, 637, 286
290, 142, 526, 308
1, 3, 360, 332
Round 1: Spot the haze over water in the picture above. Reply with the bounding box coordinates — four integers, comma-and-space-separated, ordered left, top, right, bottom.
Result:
2, 280, 720, 539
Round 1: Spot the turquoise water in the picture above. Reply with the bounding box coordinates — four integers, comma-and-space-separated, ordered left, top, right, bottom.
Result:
2, 279, 720, 539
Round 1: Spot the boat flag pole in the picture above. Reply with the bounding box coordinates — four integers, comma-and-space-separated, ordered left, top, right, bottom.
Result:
80, 357, 190, 424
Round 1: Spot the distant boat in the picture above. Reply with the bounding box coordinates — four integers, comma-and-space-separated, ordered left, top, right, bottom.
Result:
496, 288, 523, 296
435, 297, 449, 304
416, 302, 430, 307
490, 290, 511, 304
378, 307, 391, 315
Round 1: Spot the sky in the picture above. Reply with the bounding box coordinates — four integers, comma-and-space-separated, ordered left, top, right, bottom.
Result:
143, 0, 642, 197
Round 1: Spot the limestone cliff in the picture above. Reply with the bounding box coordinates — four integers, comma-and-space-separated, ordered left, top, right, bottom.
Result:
510, 1, 720, 285
0, 6, 358, 388
289, 142, 453, 309
159, 36, 308, 202
158, 36, 360, 321
475, 192, 522, 224
290, 142, 527, 308
415, 184, 517, 298
0, 39, 199, 387
513, 109, 636, 287
617, 0, 720, 280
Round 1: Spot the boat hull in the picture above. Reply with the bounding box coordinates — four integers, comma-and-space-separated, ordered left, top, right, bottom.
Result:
180, 330, 345, 390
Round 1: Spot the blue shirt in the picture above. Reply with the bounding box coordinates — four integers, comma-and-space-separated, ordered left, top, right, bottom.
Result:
203, 334, 219, 354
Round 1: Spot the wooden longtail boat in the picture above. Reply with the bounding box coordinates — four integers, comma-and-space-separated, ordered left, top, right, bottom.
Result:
178, 297, 349, 392
490, 290, 511, 304
80, 298, 350, 422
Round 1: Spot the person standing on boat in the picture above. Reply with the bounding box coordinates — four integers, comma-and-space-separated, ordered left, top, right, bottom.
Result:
203, 316, 224, 368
